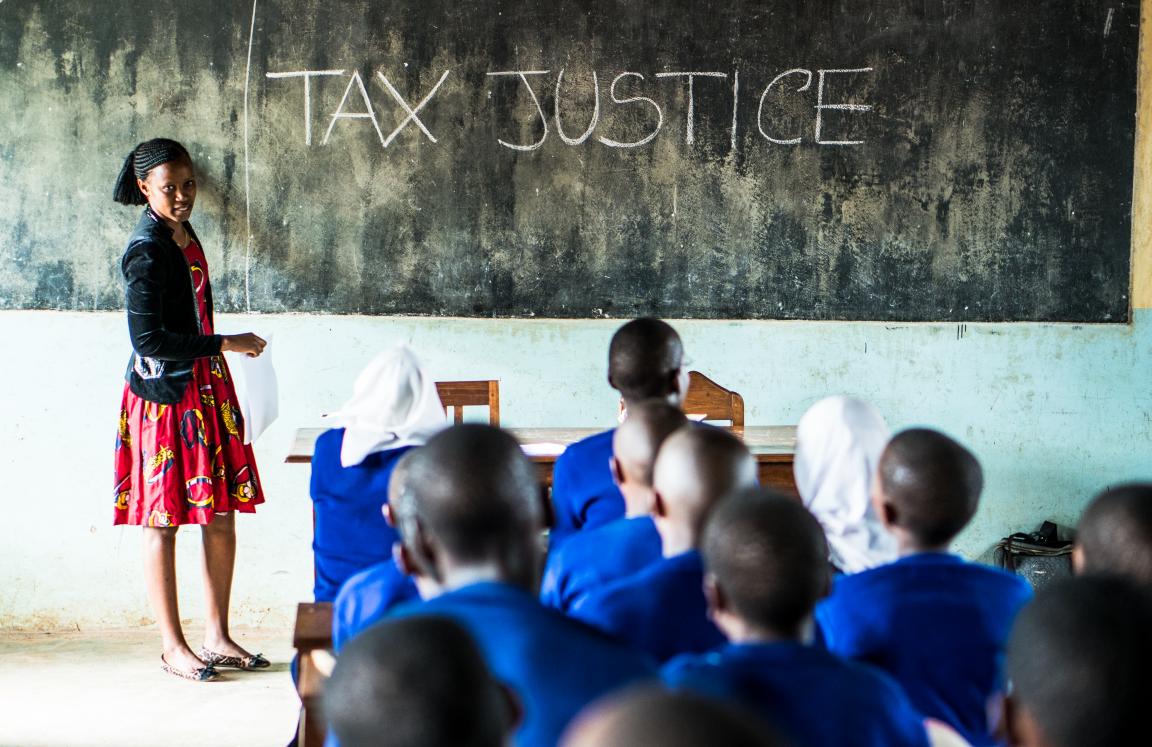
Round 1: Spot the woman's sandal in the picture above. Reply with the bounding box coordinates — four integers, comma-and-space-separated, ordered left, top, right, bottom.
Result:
199, 647, 271, 670
160, 654, 221, 682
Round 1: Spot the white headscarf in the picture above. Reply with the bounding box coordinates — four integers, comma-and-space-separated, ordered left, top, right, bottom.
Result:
323, 345, 446, 467
793, 396, 898, 574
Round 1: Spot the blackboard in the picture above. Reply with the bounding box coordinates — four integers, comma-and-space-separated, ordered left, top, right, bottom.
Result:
0, 0, 1139, 321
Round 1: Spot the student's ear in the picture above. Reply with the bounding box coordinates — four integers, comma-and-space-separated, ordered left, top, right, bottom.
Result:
871, 474, 899, 530
1000, 694, 1047, 747
610, 456, 625, 487
817, 562, 833, 601
1071, 543, 1086, 575
393, 541, 414, 577
136, 177, 151, 199
382, 504, 395, 527
703, 573, 728, 619
395, 522, 440, 584
672, 366, 690, 404
497, 681, 524, 737
651, 488, 669, 520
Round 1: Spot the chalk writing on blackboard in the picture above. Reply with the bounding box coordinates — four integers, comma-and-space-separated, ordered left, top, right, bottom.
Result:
265, 66, 874, 152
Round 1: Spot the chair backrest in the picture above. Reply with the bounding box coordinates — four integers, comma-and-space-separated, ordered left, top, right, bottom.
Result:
435, 380, 501, 426
682, 371, 745, 427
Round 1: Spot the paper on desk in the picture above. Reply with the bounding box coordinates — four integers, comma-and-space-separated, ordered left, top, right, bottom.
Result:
521, 442, 567, 457
224, 333, 280, 445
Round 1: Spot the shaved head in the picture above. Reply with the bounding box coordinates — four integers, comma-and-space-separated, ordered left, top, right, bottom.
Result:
653, 427, 757, 542
397, 424, 542, 588
703, 488, 830, 636
1006, 576, 1152, 747
607, 318, 685, 404
562, 688, 783, 747
1076, 483, 1152, 583
878, 428, 982, 548
326, 615, 510, 747
614, 400, 690, 487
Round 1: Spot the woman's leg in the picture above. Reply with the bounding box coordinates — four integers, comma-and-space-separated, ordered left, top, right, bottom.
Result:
143, 526, 204, 671
201, 512, 254, 657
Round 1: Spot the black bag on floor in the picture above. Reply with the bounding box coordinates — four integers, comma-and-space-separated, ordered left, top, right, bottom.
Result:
992, 521, 1073, 591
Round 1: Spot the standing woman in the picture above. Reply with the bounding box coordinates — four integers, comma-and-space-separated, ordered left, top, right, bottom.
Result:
112, 138, 269, 681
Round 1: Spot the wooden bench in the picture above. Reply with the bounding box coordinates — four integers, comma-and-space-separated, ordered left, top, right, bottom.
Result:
288, 425, 797, 494
294, 602, 334, 747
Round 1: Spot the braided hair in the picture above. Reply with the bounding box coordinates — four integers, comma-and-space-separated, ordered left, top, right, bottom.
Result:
112, 138, 192, 205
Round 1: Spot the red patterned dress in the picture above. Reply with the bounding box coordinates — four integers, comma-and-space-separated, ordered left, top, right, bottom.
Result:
113, 239, 265, 527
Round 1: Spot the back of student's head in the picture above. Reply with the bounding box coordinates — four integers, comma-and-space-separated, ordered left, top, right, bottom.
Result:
1005, 575, 1152, 747
877, 428, 982, 547
703, 488, 829, 635
613, 399, 691, 487
561, 687, 785, 747
397, 424, 542, 585
607, 318, 685, 404
653, 427, 758, 536
1075, 482, 1152, 583
326, 615, 511, 747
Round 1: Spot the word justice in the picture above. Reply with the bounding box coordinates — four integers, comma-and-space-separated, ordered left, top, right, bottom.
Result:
265, 66, 875, 151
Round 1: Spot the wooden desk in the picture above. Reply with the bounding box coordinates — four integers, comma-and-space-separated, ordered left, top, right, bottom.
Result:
294, 602, 333, 747
287, 425, 797, 494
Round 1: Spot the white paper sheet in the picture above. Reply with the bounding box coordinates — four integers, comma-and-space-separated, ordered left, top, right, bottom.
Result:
224, 333, 280, 445
521, 442, 568, 457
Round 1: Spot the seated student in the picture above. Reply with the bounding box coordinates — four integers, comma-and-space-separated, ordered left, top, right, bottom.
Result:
1073, 482, 1152, 583
550, 318, 688, 547
816, 429, 1032, 747
326, 615, 516, 747
561, 687, 785, 747
794, 396, 897, 574
332, 452, 422, 652
663, 488, 930, 747
572, 427, 757, 663
310, 345, 445, 602
385, 424, 655, 747
1002, 575, 1151, 747
541, 400, 688, 612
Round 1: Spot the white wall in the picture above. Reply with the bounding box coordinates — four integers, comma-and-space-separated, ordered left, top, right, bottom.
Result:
1, 310, 1150, 630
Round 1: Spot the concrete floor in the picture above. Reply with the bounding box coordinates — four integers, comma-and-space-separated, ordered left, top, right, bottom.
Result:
0, 627, 299, 747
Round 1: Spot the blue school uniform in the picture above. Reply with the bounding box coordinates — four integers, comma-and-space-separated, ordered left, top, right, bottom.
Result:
541, 516, 662, 612
549, 429, 624, 547
664, 641, 930, 747
389, 581, 655, 747
309, 428, 413, 602
572, 550, 724, 663
332, 558, 419, 652
815, 553, 1033, 747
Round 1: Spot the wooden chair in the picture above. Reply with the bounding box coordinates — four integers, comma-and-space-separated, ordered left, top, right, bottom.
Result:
683, 371, 745, 428
436, 380, 500, 425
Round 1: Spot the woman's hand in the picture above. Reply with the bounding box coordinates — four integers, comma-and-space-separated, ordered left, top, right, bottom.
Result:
221, 333, 267, 357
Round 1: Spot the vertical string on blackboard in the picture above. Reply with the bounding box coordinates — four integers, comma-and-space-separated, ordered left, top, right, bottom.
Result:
242, 0, 259, 313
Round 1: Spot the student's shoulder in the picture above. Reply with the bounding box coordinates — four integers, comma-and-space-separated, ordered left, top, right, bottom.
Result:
334, 560, 418, 649
572, 566, 648, 622
818, 563, 904, 617
544, 604, 656, 671
555, 428, 615, 466
843, 660, 930, 742
313, 428, 346, 457
661, 649, 725, 685
963, 560, 1035, 602
547, 524, 603, 569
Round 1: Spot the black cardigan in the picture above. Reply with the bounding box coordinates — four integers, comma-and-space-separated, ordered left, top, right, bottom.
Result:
122, 208, 223, 404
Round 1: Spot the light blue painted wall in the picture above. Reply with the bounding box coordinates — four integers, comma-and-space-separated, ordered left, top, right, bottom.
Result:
1, 310, 1149, 628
